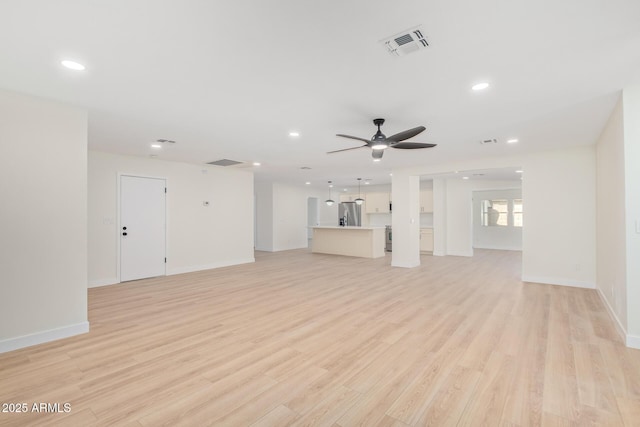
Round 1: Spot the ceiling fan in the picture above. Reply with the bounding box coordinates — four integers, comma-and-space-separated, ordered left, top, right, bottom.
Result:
328, 118, 437, 160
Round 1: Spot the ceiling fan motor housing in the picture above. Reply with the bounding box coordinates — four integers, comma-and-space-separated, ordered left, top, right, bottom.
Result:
372, 130, 386, 140
372, 118, 387, 141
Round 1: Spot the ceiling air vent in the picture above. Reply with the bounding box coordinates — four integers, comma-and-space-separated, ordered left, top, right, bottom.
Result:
479, 138, 498, 145
207, 159, 244, 167
156, 139, 176, 144
381, 26, 429, 57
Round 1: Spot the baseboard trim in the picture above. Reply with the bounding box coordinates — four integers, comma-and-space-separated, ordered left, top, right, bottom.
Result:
627, 334, 640, 349
168, 257, 255, 276
473, 245, 522, 251
0, 321, 90, 354
88, 277, 119, 288
391, 261, 421, 268
596, 287, 628, 345
446, 251, 473, 257
521, 275, 595, 289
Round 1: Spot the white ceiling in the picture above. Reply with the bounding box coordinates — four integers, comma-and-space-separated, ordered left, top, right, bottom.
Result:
1, 0, 639, 188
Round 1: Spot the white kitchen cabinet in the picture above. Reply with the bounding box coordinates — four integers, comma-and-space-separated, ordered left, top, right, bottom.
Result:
420, 228, 434, 252
420, 190, 433, 213
365, 192, 390, 214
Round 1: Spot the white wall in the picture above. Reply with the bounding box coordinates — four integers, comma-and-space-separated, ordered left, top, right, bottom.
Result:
622, 86, 640, 344
273, 182, 310, 251
396, 146, 596, 288
595, 96, 627, 334
443, 178, 475, 256
255, 181, 274, 251
391, 173, 421, 268
472, 188, 523, 251
255, 181, 337, 252
432, 178, 447, 256
438, 180, 522, 256
307, 197, 318, 238
521, 147, 596, 288
88, 151, 254, 285
0, 90, 88, 352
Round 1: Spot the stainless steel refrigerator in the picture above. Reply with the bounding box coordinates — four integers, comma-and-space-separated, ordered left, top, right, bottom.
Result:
338, 202, 362, 226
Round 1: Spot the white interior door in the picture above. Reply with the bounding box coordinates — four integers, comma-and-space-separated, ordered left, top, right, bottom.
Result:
120, 175, 166, 282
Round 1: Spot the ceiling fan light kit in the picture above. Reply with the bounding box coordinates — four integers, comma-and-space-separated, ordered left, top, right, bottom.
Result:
329, 118, 437, 160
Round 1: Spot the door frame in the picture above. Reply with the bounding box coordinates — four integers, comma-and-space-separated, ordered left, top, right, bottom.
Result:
117, 173, 169, 282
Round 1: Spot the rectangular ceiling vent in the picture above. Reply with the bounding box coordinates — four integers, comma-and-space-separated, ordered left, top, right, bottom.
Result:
207, 159, 244, 167
381, 26, 429, 57
480, 138, 498, 145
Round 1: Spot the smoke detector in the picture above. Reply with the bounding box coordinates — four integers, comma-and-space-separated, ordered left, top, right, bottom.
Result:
381, 26, 429, 57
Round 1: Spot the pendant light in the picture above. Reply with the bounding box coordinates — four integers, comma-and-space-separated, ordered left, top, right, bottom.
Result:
325, 181, 335, 206
354, 178, 364, 205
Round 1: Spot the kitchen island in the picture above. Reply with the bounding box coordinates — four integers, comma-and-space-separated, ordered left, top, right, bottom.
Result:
311, 226, 386, 258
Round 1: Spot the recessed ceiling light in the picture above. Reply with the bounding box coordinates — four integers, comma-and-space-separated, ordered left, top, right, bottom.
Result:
329, 184, 333, 188
472, 82, 489, 91
462, 176, 470, 180
389, 173, 393, 176
252, 162, 261, 166
61, 60, 86, 71
373, 158, 381, 162
516, 170, 523, 173
289, 131, 300, 137
507, 139, 519, 144
151, 144, 162, 149
343, 188, 348, 191
305, 181, 311, 185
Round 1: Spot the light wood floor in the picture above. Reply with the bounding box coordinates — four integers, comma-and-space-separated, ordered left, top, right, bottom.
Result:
1, 249, 639, 426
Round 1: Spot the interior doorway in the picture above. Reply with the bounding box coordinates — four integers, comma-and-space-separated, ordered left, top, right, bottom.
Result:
119, 175, 167, 282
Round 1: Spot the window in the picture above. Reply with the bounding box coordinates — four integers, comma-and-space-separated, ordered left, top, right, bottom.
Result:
481, 198, 522, 227
513, 199, 523, 227
481, 199, 508, 227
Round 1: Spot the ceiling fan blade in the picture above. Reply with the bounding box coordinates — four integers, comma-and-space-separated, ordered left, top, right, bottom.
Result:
391, 142, 437, 149
336, 134, 372, 144
327, 145, 368, 154
386, 126, 426, 142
